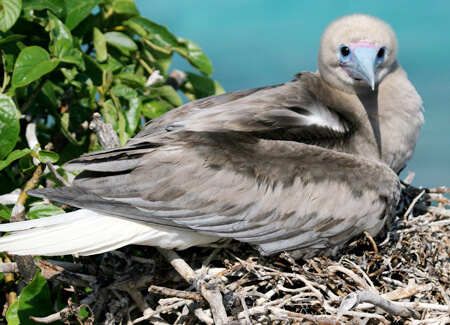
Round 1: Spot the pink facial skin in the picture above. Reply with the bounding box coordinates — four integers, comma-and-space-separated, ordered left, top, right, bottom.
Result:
350, 41, 380, 52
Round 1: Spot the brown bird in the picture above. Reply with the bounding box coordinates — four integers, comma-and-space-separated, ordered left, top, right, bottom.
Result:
0, 14, 423, 258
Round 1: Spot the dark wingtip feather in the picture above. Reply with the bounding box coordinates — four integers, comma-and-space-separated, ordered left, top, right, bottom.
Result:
26, 187, 89, 204
26, 188, 51, 199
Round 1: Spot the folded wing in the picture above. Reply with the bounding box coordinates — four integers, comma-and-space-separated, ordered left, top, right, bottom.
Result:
29, 134, 400, 256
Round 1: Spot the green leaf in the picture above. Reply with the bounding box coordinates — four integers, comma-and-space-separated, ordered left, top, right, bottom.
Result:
22, 0, 64, 15
117, 108, 127, 146
19, 154, 34, 171
104, 31, 138, 53
184, 72, 225, 99
69, 10, 99, 40
0, 205, 12, 221
45, 10, 85, 69
83, 54, 103, 85
111, 83, 137, 100
53, 37, 72, 57
114, 72, 146, 88
84, 53, 122, 81
59, 47, 85, 69
101, 99, 118, 131
149, 85, 182, 108
125, 17, 178, 48
17, 270, 59, 325
143, 48, 172, 75
0, 94, 20, 160
110, 0, 138, 17
47, 10, 72, 48
37, 150, 59, 164
0, 149, 31, 171
5, 300, 19, 325
122, 19, 146, 38
111, 84, 140, 135
60, 112, 83, 145
65, 0, 101, 30
93, 27, 107, 62
100, 55, 123, 73
177, 38, 213, 76
141, 100, 169, 119
78, 306, 89, 319
125, 96, 140, 134
12, 46, 59, 87
28, 203, 65, 219
0, 33, 25, 45
60, 67, 78, 82
0, 0, 22, 32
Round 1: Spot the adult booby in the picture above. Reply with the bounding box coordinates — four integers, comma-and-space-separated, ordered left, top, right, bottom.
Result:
0, 14, 423, 258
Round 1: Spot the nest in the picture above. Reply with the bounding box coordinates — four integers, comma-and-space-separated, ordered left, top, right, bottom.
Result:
3, 183, 448, 325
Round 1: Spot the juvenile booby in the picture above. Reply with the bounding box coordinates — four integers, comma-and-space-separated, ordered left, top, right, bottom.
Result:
0, 14, 423, 258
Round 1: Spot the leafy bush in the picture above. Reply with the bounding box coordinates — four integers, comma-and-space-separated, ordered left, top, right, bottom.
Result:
0, 0, 224, 191
0, 0, 223, 321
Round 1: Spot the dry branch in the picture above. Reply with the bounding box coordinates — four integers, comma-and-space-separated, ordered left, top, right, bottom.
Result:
337, 290, 420, 320
149, 285, 204, 301
157, 248, 228, 325
89, 112, 120, 150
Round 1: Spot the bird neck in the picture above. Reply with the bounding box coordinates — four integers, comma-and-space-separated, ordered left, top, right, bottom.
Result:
355, 89, 383, 160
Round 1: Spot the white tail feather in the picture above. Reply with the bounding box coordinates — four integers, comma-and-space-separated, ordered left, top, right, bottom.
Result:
0, 209, 219, 256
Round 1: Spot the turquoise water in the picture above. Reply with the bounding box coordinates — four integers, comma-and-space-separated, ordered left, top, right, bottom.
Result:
136, 0, 449, 188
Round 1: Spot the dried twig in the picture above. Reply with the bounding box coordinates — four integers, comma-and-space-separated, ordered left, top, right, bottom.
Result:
328, 265, 373, 292
337, 290, 420, 320
0, 262, 18, 273
7, 143, 55, 285
149, 285, 203, 301
404, 190, 426, 218
132, 299, 187, 324
89, 112, 120, 150
381, 283, 432, 301
156, 248, 228, 325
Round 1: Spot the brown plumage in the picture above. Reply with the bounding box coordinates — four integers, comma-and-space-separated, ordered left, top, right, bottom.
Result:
0, 14, 423, 258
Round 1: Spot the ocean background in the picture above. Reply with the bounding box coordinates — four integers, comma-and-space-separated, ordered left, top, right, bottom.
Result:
136, 0, 449, 188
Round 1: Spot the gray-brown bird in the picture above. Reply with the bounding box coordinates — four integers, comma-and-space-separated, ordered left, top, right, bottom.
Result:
0, 14, 423, 258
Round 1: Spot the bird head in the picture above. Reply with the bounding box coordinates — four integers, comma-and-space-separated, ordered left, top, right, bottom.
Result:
318, 14, 398, 92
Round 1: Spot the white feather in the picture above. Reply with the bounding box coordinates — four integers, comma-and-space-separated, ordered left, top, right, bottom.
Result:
0, 209, 219, 256
304, 105, 347, 132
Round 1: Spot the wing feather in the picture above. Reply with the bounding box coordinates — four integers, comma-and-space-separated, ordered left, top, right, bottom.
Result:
29, 134, 400, 256
163, 79, 351, 139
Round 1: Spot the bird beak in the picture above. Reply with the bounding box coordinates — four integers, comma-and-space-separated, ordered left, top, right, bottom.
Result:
344, 43, 379, 90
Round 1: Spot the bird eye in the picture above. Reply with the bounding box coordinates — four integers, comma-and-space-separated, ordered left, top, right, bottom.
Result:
377, 47, 386, 59
339, 45, 350, 57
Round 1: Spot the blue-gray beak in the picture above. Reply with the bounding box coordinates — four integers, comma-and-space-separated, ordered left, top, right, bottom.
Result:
351, 46, 378, 90
340, 43, 382, 90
